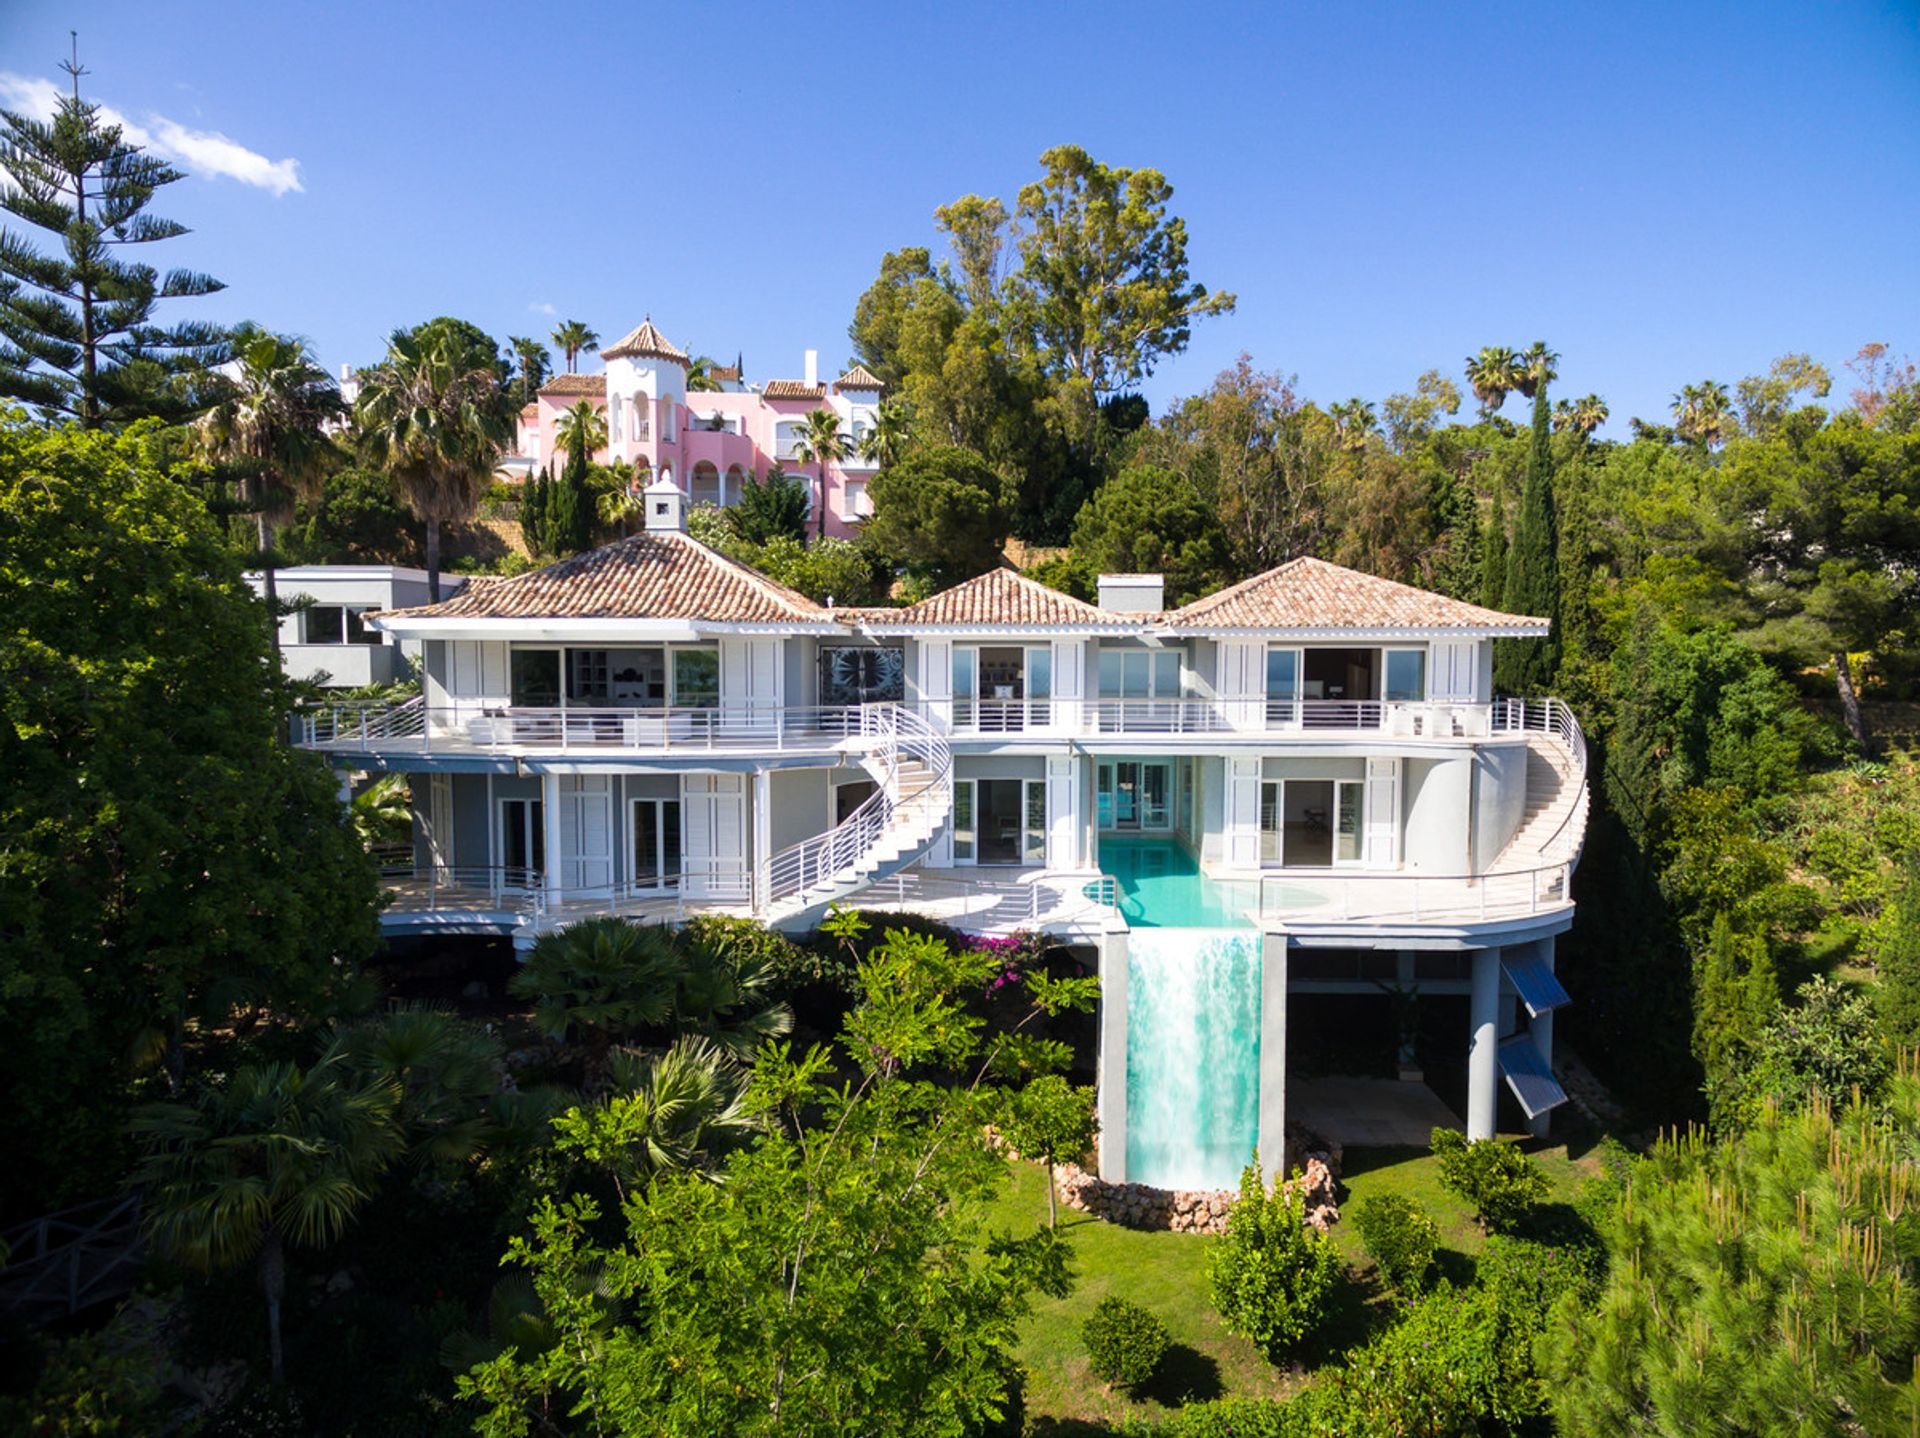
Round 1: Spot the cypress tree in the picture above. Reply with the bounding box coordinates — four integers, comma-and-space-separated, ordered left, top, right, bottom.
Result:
1479, 487, 1507, 613
521, 464, 551, 557
1877, 857, 1920, 1048
1495, 384, 1561, 692
548, 423, 593, 557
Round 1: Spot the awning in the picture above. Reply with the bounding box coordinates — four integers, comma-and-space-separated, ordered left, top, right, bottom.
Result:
1502, 951, 1570, 1017
1498, 1035, 1568, 1119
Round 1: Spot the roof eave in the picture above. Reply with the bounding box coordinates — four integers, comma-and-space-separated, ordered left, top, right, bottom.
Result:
1163, 623, 1550, 640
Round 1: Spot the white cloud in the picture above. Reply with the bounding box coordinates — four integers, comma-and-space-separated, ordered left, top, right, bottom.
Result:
529, 301, 558, 316
0, 71, 302, 196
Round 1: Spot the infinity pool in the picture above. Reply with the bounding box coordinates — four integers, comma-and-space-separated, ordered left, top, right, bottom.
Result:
1099, 836, 1256, 927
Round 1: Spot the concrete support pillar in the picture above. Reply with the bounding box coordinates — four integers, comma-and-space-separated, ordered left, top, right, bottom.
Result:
1468, 947, 1501, 1141
752, 768, 772, 914
1095, 926, 1130, 1182
1527, 937, 1557, 1140
336, 766, 354, 809
1259, 929, 1290, 1181
542, 772, 565, 902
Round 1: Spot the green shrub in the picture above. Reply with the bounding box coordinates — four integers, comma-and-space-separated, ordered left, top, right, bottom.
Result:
1206, 1163, 1342, 1358
1155, 1396, 1305, 1436
1080, 1295, 1169, 1389
1430, 1128, 1549, 1232
1352, 1192, 1441, 1293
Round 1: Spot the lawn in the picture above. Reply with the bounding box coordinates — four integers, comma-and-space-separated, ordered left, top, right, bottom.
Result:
983, 1138, 1597, 1432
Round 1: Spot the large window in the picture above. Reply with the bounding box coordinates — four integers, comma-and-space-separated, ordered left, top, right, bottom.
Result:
1265, 646, 1300, 722
1098, 648, 1179, 699
955, 646, 1050, 731
1097, 761, 1173, 831
1258, 778, 1364, 866
511, 649, 562, 707
673, 648, 720, 707
631, 797, 682, 889
302, 605, 380, 645
1384, 649, 1427, 704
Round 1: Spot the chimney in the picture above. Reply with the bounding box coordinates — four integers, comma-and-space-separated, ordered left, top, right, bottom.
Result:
1097, 573, 1165, 613
804, 349, 818, 387
642, 474, 686, 533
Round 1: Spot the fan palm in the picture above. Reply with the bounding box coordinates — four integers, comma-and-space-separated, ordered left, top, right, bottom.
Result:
1514, 341, 1560, 399
133, 1057, 404, 1384
195, 325, 343, 641
1464, 346, 1523, 417
581, 1036, 762, 1192
553, 397, 608, 454
672, 935, 795, 1062
1672, 380, 1734, 447
1553, 393, 1609, 437
859, 397, 913, 470
686, 354, 722, 392
349, 772, 411, 850
790, 406, 854, 539
509, 918, 687, 1092
354, 322, 512, 602
551, 320, 599, 374
325, 1005, 505, 1172
507, 336, 550, 405
1328, 398, 1377, 452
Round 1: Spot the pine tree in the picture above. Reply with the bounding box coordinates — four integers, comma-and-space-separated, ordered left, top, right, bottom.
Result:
1479, 487, 1507, 613
1495, 384, 1561, 692
1876, 857, 1920, 1048
0, 46, 226, 426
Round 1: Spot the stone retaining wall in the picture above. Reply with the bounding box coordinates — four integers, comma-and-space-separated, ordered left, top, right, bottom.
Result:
1053, 1155, 1338, 1235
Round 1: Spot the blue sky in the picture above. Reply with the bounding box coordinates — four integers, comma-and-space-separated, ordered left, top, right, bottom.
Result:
5, 1, 1917, 435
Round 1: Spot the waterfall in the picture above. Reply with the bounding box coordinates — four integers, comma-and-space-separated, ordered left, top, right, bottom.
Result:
1125, 928, 1262, 1190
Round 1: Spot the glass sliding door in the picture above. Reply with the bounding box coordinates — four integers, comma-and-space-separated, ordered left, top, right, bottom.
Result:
1334, 781, 1363, 863
1265, 778, 1366, 866
1024, 780, 1047, 865
498, 797, 545, 884
952, 648, 977, 731
631, 798, 682, 890
1097, 761, 1173, 832
1266, 646, 1301, 726
952, 780, 975, 863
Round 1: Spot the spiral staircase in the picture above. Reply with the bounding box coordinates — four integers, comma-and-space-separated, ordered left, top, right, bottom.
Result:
760, 704, 954, 928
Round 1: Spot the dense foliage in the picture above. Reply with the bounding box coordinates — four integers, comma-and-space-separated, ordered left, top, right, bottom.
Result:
1430, 1130, 1550, 1233
1350, 1193, 1440, 1295
1082, 1296, 1170, 1391
0, 414, 381, 1214
1206, 1164, 1342, 1359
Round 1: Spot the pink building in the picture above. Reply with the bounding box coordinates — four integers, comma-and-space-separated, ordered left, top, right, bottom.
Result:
512, 320, 885, 541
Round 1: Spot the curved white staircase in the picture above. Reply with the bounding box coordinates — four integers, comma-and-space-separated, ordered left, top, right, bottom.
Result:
761, 704, 953, 927
1487, 698, 1591, 879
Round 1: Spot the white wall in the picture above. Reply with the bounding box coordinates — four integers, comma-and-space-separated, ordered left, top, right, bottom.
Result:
1402, 755, 1472, 872
1472, 743, 1530, 870
770, 767, 832, 852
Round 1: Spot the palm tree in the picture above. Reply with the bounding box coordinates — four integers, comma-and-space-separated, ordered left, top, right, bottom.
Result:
326, 1006, 505, 1173
1514, 341, 1560, 399
553, 397, 608, 455
134, 1057, 404, 1385
509, 918, 687, 1092
1464, 346, 1524, 417
1672, 380, 1734, 447
597, 482, 643, 538
1328, 398, 1377, 452
686, 354, 722, 393
672, 934, 795, 1062
550, 320, 599, 374
195, 326, 343, 643
1553, 394, 1609, 437
354, 323, 512, 602
588, 1036, 762, 1193
508, 336, 551, 405
350, 773, 411, 850
790, 406, 854, 539
859, 397, 912, 470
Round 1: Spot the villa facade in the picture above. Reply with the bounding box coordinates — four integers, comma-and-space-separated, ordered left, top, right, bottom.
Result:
296, 480, 1587, 1183
508, 321, 884, 540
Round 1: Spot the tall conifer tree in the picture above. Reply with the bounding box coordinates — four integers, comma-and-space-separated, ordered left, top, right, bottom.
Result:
1479, 487, 1508, 613
1495, 383, 1561, 691
0, 46, 226, 426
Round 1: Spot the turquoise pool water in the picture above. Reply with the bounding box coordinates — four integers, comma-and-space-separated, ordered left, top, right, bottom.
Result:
1099, 836, 1259, 928
1126, 927, 1262, 1189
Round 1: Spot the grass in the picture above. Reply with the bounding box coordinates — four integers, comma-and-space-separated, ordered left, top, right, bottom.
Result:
984, 1137, 1597, 1432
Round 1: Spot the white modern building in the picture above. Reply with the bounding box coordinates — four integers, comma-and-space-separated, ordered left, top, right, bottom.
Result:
295, 484, 1588, 1180
251, 566, 464, 689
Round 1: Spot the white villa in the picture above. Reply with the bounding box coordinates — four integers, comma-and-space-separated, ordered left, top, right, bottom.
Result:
296, 480, 1588, 1185
250, 565, 461, 689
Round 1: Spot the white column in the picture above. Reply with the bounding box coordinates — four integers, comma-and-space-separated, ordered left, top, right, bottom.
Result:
1527, 937, 1556, 1140
1096, 927, 1130, 1181
542, 772, 565, 902
336, 767, 354, 808
1468, 947, 1501, 1141
752, 768, 772, 914
1259, 929, 1289, 1183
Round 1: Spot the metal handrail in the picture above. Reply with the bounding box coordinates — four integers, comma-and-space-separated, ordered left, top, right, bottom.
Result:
378, 863, 543, 914
1490, 697, 1590, 861
1257, 861, 1574, 925
764, 703, 953, 912
297, 702, 873, 755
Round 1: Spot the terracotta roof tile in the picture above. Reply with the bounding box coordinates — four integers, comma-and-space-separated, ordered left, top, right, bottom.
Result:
855, 568, 1138, 629
1166, 556, 1548, 632
601, 321, 688, 363
538, 373, 606, 397
833, 364, 886, 391
761, 379, 828, 401
377, 531, 830, 626
709, 364, 741, 382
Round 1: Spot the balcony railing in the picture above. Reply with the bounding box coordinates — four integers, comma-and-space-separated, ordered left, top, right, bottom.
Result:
1258, 862, 1572, 927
